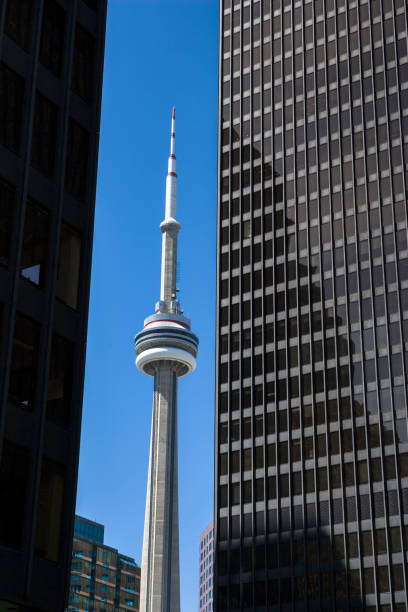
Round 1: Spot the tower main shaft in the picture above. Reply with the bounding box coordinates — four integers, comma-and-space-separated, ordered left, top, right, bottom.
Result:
141, 367, 180, 612
135, 110, 198, 612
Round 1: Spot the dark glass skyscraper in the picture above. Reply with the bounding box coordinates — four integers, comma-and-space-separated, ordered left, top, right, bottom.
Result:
216, 0, 408, 610
0, 1, 106, 610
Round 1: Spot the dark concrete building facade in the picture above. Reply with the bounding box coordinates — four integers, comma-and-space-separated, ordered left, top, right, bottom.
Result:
67, 516, 140, 612
216, 0, 408, 610
0, 1, 107, 610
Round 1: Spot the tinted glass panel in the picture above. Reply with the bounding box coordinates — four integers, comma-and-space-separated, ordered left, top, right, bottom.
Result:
39, 0, 66, 77
35, 457, 65, 562
65, 119, 89, 200
82, 0, 97, 8
30, 92, 58, 176
71, 24, 95, 102
0, 63, 25, 153
0, 179, 15, 267
8, 313, 40, 409
5, 0, 33, 50
47, 334, 74, 427
20, 200, 49, 286
56, 224, 81, 309
0, 440, 30, 549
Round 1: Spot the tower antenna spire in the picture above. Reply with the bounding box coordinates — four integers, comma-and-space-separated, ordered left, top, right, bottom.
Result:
160, 108, 181, 310
170, 107, 175, 156
165, 107, 177, 221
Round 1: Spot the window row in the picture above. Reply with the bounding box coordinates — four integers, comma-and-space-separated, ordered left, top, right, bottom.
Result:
221, 180, 407, 221
223, 13, 407, 58
0, 179, 82, 308
221, 249, 408, 288
0, 66, 90, 199
220, 351, 407, 385
220, 220, 408, 258
224, 0, 403, 20
219, 292, 407, 333
219, 476, 408, 511
218, 530, 407, 569
221, 162, 408, 200
4, 310, 75, 427
0, 440, 65, 561
223, 34, 407, 78
220, 320, 407, 358
217, 564, 405, 605
219, 384, 405, 423
219, 435, 408, 475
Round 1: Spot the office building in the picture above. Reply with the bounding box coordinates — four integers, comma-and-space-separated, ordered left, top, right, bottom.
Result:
67, 515, 140, 612
216, 0, 408, 610
0, 1, 107, 610
199, 521, 214, 612
134, 110, 199, 612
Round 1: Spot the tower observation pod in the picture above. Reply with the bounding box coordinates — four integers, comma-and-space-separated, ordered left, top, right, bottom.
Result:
134, 109, 198, 612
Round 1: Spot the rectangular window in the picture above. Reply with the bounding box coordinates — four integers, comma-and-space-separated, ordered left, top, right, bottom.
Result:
0, 440, 30, 549
30, 92, 58, 176
0, 63, 25, 153
47, 334, 74, 427
39, 0, 66, 77
0, 179, 16, 267
20, 200, 50, 286
83, 0, 97, 9
5, 0, 33, 51
65, 119, 89, 200
71, 24, 96, 102
56, 223, 81, 309
35, 457, 65, 562
9, 313, 40, 409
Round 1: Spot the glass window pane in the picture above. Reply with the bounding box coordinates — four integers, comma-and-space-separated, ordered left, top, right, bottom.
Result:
20, 200, 49, 286
0, 179, 15, 267
0, 63, 25, 153
30, 92, 58, 176
35, 457, 65, 562
0, 440, 30, 549
5, 0, 33, 50
47, 334, 74, 427
39, 0, 66, 76
9, 313, 40, 409
65, 119, 89, 200
71, 24, 96, 102
56, 224, 81, 309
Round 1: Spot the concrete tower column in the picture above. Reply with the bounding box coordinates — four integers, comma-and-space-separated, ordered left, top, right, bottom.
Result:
135, 110, 198, 612
141, 365, 180, 611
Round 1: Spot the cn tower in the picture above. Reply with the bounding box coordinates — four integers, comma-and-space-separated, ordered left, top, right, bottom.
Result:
135, 109, 198, 612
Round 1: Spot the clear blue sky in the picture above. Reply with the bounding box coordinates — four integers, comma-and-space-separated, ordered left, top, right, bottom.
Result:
75, 1, 219, 610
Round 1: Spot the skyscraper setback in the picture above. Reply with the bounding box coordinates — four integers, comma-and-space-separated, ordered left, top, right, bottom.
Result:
0, 1, 107, 610
216, 0, 408, 610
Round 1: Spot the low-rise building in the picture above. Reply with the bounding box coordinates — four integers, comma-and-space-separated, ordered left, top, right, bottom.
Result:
198, 521, 214, 612
67, 516, 140, 612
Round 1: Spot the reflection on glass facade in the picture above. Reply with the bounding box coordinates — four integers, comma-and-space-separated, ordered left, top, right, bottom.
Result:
0, 1, 107, 610
67, 516, 141, 612
216, 0, 408, 610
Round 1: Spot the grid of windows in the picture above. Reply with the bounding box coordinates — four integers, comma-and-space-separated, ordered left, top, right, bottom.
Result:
0, 1, 107, 609
67, 516, 141, 612
199, 522, 215, 612
216, 0, 408, 610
